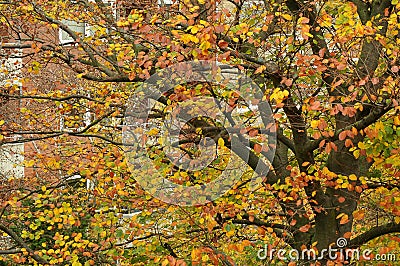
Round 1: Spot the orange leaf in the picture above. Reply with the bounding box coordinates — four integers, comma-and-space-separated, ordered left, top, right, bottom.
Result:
353, 210, 365, 220
248, 128, 258, 137
254, 144, 262, 153
352, 127, 358, 136
255, 65, 266, 74
338, 131, 347, 141
319, 139, 326, 149
345, 139, 353, 147
338, 197, 346, 203
325, 142, 331, 154
331, 142, 338, 151
343, 232, 352, 238
299, 224, 310, 232
248, 215, 255, 222
339, 214, 349, 224
355, 186, 363, 193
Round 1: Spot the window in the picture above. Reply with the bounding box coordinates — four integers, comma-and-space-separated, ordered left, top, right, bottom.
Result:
0, 49, 22, 81
59, 1, 120, 43
158, 0, 173, 7
103, 0, 117, 17
0, 49, 22, 105
0, 49, 23, 142
59, 20, 87, 44
0, 143, 24, 179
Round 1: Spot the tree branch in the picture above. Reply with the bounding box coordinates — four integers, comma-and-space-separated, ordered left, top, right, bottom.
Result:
0, 224, 49, 265
0, 248, 22, 254
349, 222, 400, 248
308, 104, 393, 151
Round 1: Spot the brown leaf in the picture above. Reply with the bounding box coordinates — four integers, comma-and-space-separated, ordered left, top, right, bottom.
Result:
218, 40, 228, 49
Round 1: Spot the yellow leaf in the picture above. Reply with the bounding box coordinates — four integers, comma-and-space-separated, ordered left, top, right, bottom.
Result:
25, 160, 35, 167
200, 40, 211, 51
281, 14, 292, 20
226, 230, 235, 237
199, 20, 208, 26
218, 138, 225, 147
353, 149, 360, 159
148, 128, 159, 136
190, 25, 200, 34
310, 120, 319, 129
394, 116, 400, 126
349, 174, 357, 181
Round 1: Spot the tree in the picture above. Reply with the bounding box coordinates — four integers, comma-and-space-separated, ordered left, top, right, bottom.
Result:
0, 0, 399, 265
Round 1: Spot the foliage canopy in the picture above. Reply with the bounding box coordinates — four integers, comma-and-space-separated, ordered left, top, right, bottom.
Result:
0, 0, 400, 265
